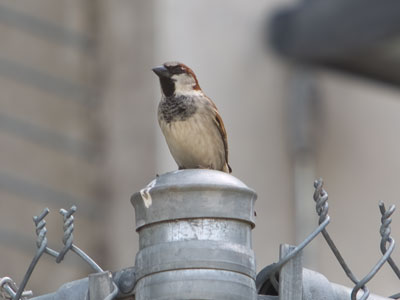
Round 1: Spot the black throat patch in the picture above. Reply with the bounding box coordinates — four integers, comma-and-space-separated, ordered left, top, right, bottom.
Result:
159, 95, 197, 123
159, 77, 175, 97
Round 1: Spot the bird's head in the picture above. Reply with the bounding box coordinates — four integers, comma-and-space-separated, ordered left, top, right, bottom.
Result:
152, 62, 201, 97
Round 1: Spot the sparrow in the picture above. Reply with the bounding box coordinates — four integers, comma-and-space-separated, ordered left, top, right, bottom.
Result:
152, 62, 232, 173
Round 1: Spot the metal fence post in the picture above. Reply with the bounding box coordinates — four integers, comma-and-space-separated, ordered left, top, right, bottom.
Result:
279, 244, 303, 300
88, 272, 113, 300
131, 169, 258, 300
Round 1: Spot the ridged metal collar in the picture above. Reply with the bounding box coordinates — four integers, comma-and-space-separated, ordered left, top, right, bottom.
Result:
131, 169, 257, 230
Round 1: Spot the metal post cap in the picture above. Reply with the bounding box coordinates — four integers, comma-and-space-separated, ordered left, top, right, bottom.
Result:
131, 169, 257, 230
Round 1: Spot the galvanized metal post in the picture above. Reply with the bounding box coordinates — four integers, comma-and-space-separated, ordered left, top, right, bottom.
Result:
131, 169, 258, 300
279, 244, 303, 300
88, 271, 115, 300
302, 268, 394, 300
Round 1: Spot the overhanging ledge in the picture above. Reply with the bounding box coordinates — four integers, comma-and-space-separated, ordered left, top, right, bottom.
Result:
268, 0, 400, 86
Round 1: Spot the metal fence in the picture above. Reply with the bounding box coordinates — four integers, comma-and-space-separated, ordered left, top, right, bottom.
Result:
0, 205, 119, 300
256, 179, 400, 300
1, 171, 399, 300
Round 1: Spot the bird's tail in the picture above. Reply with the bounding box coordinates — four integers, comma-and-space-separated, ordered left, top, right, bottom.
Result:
223, 163, 232, 173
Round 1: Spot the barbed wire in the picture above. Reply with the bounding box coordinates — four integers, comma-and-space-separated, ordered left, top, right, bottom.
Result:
257, 178, 399, 299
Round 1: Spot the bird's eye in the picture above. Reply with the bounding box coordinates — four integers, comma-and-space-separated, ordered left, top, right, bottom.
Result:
169, 65, 185, 75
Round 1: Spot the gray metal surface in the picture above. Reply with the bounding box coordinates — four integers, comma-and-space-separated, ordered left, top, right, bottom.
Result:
135, 218, 255, 279
27, 267, 135, 300
302, 269, 393, 300
135, 269, 256, 300
279, 245, 302, 300
329, 282, 393, 300
302, 269, 336, 300
131, 169, 258, 300
88, 272, 118, 300
29, 277, 88, 300
25, 266, 396, 300
131, 169, 257, 230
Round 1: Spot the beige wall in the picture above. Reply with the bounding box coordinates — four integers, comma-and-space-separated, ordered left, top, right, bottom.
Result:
0, 0, 101, 295
153, 0, 296, 276
0, 0, 399, 297
317, 71, 400, 295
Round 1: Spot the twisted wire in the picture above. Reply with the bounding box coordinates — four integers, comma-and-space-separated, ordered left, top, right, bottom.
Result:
316, 179, 398, 300
34, 209, 58, 258
379, 202, 400, 299
257, 178, 399, 299
34, 209, 48, 251
56, 206, 103, 273
9, 206, 103, 300
350, 201, 397, 300
255, 179, 330, 294
1, 277, 17, 299
56, 206, 76, 263
379, 202, 400, 279
313, 179, 372, 299
351, 236, 394, 299
0, 277, 32, 300
313, 179, 328, 223
13, 209, 50, 300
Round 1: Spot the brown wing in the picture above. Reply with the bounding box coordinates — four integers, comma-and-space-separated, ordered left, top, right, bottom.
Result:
208, 98, 232, 173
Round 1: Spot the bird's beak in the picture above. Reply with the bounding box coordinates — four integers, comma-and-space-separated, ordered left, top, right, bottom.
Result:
152, 65, 170, 78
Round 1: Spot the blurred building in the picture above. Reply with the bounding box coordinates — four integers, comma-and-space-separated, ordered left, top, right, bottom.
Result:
0, 0, 103, 294
0, 0, 399, 297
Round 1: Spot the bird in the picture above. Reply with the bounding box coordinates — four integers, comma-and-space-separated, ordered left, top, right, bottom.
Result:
152, 62, 232, 173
